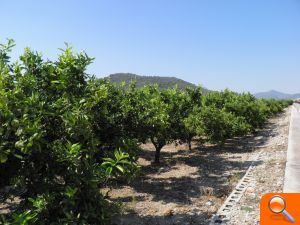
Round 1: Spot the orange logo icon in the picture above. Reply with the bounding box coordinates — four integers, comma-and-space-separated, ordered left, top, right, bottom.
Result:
261, 193, 300, 224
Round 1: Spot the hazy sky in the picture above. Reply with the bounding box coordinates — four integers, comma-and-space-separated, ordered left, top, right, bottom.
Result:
1, 0, 300, 93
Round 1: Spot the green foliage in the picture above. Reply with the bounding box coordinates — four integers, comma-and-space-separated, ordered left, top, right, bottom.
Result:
262, 98, 293, 115
0, 40, 138, 224
197, 106, 251, 143
11, 210, 38, 225
134, 85, 170, 163
101, 149, 139, 181
199, 89, 289, 140
179, 87, 203, 149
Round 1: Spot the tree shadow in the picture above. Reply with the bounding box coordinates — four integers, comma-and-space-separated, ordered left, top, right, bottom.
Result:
129, 157, 263, 204
112, 211, 211, 225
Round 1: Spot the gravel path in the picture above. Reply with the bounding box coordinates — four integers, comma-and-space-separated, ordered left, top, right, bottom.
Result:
226, 107, 291, 225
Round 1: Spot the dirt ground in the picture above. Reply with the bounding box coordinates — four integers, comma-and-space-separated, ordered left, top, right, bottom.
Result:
108, 108, 291, 225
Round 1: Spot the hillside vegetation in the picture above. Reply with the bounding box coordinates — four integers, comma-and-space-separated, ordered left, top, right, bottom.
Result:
106, 73, 208, 91
0, 40, 293, 224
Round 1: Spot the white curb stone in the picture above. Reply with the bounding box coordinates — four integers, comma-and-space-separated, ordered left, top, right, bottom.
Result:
284, 103, 300, 192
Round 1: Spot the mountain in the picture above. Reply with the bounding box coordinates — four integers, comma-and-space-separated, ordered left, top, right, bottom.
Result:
254, 90, 300, 100
105, 73, 208, 91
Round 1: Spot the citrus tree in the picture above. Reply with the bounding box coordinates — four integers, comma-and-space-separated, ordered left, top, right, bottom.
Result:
0, 40, 137, 224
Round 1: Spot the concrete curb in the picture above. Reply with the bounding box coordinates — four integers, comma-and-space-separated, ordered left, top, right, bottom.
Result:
209, 151, 263, 224
284, 103, 300, 192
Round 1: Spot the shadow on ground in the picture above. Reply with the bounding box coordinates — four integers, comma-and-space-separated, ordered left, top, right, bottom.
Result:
112, 212, 211, 225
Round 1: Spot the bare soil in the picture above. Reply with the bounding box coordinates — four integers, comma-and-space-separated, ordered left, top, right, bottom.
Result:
108, 108, 291, 225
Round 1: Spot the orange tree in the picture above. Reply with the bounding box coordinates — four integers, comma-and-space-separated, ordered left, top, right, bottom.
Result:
129, 85, 170, 164
0, 40, 137, 224
121, 85, 202, 163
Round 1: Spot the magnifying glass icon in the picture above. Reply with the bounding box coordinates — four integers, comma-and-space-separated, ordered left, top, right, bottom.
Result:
268, 195, 295, 223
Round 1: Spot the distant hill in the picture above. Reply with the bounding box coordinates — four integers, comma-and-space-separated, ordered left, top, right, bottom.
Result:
105, 73, 208, 91
254, 90, 300, 100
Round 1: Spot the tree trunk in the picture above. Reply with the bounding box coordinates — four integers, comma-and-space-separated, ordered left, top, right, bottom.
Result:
150, 137, 164, 164
188, 140, 192, 150
154, 147, 161, 164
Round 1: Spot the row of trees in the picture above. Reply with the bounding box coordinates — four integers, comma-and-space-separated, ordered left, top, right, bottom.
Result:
119, 85, 291, 163
0, 40, 292, 224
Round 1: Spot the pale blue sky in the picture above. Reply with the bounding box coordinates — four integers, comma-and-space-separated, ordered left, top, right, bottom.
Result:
1, 0, 300, 93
